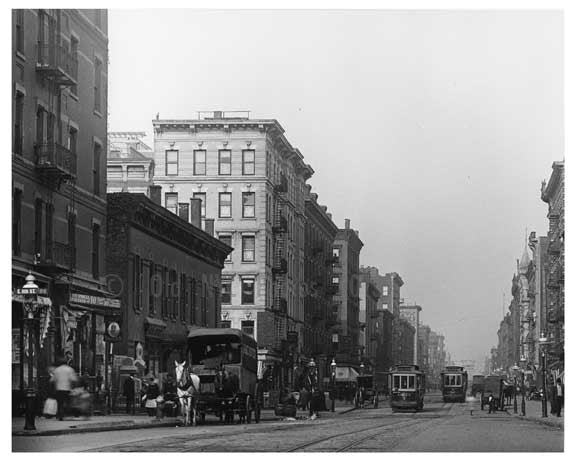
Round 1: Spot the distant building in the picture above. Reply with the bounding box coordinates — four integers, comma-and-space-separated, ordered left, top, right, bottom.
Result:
397, 318, 415, 365
106, 193, 231, 378
107, 132, 154, 194
150, 111, 313, 393
332, 219, 364, 365
541, 161, 564, 375
381, 272, 404, 364
399, 304, 422, 364
418, 324, 431, 374
303, 186, 338, 382
359, 275, 381, 370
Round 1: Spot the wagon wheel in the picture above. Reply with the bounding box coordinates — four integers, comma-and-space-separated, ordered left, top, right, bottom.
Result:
245, 395, 252, 424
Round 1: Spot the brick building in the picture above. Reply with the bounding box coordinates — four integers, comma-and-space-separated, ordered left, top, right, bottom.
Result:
107, 132, 154, 194
541, 161, 564, 375
397, 318, 415, 365
331, 219, 364, 366
359, 276, 381, 369
303, 187, 338, 382
381, 272, 404, 364
150, 112, 313, 392
399, 304, 422, 364
106, 193, 231, 380
12, 9, 110, 410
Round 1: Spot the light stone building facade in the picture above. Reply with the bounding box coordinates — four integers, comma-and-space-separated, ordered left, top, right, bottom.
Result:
150, 112, 313, 383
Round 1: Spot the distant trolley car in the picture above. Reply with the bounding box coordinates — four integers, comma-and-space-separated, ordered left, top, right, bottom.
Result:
440, 366, 468, 403
389, 365, 426, 411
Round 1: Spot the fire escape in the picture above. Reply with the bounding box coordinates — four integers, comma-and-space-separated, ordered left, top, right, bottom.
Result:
33, 10, 78, 275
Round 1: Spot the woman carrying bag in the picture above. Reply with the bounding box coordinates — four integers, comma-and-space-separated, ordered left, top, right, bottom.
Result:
143, 377, 160, 416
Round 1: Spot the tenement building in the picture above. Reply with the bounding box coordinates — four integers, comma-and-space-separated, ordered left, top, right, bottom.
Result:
12, 9, 110, 413
541, 161, 564, 376
107, 132, 154, 194
332, 219, 364, 366
150, 112, 313, 392
106, 193, 231, 387
399, 304, 422, 364
303, 187, 338, 383
381, 272, 404, 364
358, 274, 381, 371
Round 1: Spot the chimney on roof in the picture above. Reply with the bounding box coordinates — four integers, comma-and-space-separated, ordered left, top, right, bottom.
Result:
214, 111, 223, 119
190, 198, 202, 228
149, 185, 162, 206
345, 219, 350, 229
327, 213, 332, 220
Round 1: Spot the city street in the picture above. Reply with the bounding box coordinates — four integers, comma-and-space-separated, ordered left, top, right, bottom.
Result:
13, 394, 563, 452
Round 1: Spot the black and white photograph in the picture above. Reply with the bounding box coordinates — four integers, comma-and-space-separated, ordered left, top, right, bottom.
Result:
8, 1, 568, 453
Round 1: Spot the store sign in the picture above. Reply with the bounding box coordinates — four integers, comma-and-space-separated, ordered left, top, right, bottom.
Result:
16, 287, 48, 295
107, 322, 121, 338
70, 293, 120, 309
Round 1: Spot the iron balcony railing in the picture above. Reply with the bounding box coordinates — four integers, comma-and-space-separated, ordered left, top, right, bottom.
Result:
273, 297, 287, 313
37, 43, 78, 85
272, 257, 288, 274
34, 142, 77, 178
272, 215, 288, 233
38, 241, 74, 271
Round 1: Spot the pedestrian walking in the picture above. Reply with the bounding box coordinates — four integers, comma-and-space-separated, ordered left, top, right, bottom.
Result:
487, 392, 496, 414
123, 374, 136, 415
554, 378, 564, 417
51, 358, 78, 421
143, 377, 160, 416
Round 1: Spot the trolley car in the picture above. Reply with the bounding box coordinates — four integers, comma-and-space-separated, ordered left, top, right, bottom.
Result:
389, 365, 426, 411
440, 366, 468, 403
187, 328, 261, 424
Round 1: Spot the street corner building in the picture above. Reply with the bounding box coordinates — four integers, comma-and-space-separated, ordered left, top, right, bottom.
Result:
106, 192, 232, 391
12, 9, 110, 415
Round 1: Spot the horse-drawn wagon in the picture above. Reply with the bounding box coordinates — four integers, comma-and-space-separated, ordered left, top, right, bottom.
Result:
355, 375, 379, 409
175, 327, 261, 425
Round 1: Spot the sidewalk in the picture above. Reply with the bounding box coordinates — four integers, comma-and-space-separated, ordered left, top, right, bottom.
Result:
505, 398, 564, 429
13, 402, 356, 437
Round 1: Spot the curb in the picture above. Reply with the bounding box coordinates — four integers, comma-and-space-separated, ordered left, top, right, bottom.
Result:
12, 418, 181, 437
504, 409, 563, 429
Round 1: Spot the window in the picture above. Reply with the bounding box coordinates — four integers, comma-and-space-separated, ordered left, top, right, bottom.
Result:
94, 57, 102, 113
148, 261, 156, 315
12, 189, 22, 255
70, 36, 78, 95
393, 374, 416, 391
218, 149, 231, 175
68, 126, 78, 155
193, 150, 206, 175
15, 10, 24, 54
219, 192, 232, 218
36, 107, 45, 145
107, 166, 122, 179
128, 165, 145, 178
165, 193, 178, 214
201, 283, 207, 326
93, 142, 101, 196
133, 254, 141, 310
220, 320, 232, 329
241, 320, 255, 337
92, 224, 100, 279
192, 193, 206, 218
34, 198, 42, 256
180, 273, 186, 321
242, 235, 255, 262
165, 150, 178, 176
13, 91, 24, 155
241, 279, 255, 304
161, 265, 168, 318
332, 276, 340, 285
382, 286, 389, 296
219, 235, 232, 261
221, 280, 232, 305
190, 278, 197, 324
242, 192, 255, 218
242, 150, 255, 175
44, 203, 54, 260
332, 248, 340, 259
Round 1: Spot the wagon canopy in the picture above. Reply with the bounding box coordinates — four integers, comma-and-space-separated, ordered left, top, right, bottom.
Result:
188, 327, 244, 343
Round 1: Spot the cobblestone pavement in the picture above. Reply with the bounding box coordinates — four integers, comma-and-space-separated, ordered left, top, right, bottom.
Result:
12, 394, 563, 452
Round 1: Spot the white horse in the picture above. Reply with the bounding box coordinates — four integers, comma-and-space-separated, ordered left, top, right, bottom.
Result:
175, 360, 200, 426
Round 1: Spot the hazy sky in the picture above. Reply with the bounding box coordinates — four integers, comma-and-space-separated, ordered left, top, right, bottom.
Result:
108, 9, 563, 366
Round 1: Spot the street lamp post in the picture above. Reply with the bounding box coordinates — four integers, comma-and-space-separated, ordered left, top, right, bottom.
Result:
512, 364, 519, 414
539, 333, 550, 418
330, 358, 337, 412
22, 273, 39, 431
519, 356, 527, 416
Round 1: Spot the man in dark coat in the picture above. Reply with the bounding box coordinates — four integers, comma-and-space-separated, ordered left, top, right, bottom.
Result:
123, 374, 136, 415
